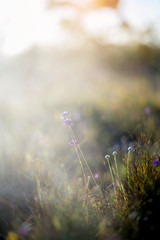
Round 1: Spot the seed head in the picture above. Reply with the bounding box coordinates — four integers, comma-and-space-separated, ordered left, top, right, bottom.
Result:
112, 151, 117, 156
128, 146, 133, 152
105, 154, 110, 159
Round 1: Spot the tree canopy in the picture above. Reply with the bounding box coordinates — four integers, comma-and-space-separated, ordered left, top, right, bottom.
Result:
48, 0, 119, 11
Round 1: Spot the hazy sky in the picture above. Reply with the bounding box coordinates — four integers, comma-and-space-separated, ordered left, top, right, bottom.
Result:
121, 0, 160, 28
0, 0, 160, 55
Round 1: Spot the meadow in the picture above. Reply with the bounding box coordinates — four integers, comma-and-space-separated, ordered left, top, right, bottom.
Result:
0, 42, 160, 240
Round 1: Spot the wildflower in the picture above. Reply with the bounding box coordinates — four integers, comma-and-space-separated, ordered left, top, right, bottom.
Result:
63, 118, 73, 126
60, 111, 71, 119
144, 106, 151, 115
105, 154, 110, 159
18, 223, 31, 237
69, 139, 80, 146
88, 176, 91, 180
112, 151, 117, 156
152, 159, 159, 166
128, 146, 133, 152
115, 181, 118, 187
94, 173, 99, 179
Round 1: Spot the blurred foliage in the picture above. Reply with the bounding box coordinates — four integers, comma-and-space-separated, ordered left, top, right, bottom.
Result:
48, 0, 119, 10
110, 142, 160, 240
0, 39, 160, 239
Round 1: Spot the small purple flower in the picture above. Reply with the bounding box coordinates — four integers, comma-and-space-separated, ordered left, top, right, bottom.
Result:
63, 118, 74, 126
152, 159, 159, 166
69, 139, 80, 146
94, 173, 99, 179
115, 181, 118, 187
75, 140, 80, 145
18, 223, 31, 237
61, 112, 71, 119
69, 140, 75, 146
144, 106, 151, 115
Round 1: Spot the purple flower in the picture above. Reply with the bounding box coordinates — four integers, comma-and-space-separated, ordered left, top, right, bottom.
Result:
63, 118, 74, 126
61, 112, 71, 119
69, 139, 80, 146
144, 106, 151, 115
75, 140, 80, 145
18, 223, 31, 237
115, 181, 118, 187
152, 159, 159, 166
94, 173, 99, 179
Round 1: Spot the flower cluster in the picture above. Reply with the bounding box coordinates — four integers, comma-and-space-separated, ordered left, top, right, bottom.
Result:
69, 139, 80, 146
61, 112, 80, 145
61, 112, 73, 126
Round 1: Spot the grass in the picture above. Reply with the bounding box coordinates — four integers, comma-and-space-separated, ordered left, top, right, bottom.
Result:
0, 44, 160, 240
1, 108, 160, 240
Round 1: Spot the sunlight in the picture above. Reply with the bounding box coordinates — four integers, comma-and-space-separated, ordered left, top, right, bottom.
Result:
0, 1, 160, 239
0, 0, 76, 55
0, 0, 160, 55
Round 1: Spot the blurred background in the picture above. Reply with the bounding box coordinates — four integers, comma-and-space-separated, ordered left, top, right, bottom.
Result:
0, 0, 160, 177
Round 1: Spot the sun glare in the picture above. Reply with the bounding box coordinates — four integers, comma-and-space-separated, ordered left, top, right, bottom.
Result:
0, 0, 160, 55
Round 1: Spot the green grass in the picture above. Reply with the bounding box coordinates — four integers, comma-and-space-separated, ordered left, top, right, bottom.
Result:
0, 44, 160, 240
1, 111, 160, 240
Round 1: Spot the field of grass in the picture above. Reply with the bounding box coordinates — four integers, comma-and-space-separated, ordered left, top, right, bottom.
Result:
0, 42, 160, 240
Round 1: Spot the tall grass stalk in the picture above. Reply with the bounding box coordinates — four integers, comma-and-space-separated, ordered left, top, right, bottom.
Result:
105, 156, 116, 196
113, 154, 126, 198
127, 148, 133, 179
113, 154, 119, 179
69, 126, 104, 204
68, 126, 87, 190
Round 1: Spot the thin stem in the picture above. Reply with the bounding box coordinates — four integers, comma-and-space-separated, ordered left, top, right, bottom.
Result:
127, 151, 132, 179
78, 146, 104, 204
68, 126, 87, 190
107, 159, 116, 196
75, 145, 87, 190
69, 127, 104, 203
114, 156, 119, 179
